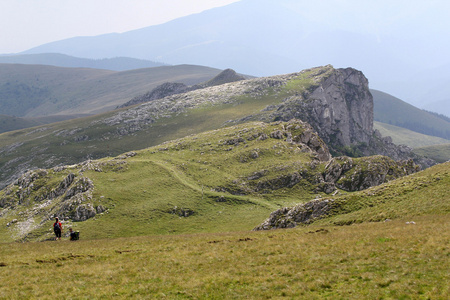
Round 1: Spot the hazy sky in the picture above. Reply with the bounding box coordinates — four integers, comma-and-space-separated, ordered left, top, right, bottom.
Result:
0, 0, 240, 54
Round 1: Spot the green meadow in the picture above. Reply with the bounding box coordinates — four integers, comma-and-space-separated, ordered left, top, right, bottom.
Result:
1, 126, 449, 298
0, 215, 448, 299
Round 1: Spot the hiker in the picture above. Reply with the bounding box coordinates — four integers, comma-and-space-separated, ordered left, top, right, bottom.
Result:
69, 228, 79, 241
53, 217, 62, 240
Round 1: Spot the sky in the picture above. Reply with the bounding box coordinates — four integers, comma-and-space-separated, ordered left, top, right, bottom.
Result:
0, 0, 240, 54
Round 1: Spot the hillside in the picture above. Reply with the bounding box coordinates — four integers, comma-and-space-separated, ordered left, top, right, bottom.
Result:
373, 121, 450, 148
413, 143, 450, 163
0, 120, 422, 242
0, 63, 222, 117
1, 125, 448, 298
372, 89, 450, 140
0, 66, 431, 191
256, 161, 449, 230
0, 65, 393, 190
0, 114, 88, 134
0, 53, 165, 71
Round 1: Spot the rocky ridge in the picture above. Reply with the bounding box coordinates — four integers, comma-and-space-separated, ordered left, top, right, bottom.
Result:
0, 153, 136, 241
118, 68, 246, 108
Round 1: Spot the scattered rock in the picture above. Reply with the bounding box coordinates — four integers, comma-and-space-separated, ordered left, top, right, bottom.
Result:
171, 206, 194, 217
73, 204, 97, 222
253, 198, 336, 230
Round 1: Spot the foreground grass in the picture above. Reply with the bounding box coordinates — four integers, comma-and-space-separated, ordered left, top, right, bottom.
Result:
0, 215, 448, 299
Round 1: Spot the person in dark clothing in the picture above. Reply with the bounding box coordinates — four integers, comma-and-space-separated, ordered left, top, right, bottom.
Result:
69, 228, 79, 241
53, 217, 62, 240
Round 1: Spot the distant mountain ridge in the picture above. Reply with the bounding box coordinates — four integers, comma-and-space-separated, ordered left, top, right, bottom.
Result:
372, 89, 450, 140
0, 114, 87, 134
0, 53, 165, 71
17, 0, 450, 116
0, 63, 222, 117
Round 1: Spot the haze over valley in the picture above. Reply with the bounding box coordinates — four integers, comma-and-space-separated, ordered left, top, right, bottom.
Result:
0, 1, 449, 298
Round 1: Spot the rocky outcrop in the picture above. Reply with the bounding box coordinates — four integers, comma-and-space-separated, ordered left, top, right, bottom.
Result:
0, 166, 100, 240
118, 68, 246, 108
254, 154, 422, 231
253, 198, 336, 230
171, 206, 195, 217
72, 203, 97, 221
0, 155, 138, 240
269, 119, 331, 162
362, 130, 436, 169
269, 66, 373, 149
321, 156, 419, 192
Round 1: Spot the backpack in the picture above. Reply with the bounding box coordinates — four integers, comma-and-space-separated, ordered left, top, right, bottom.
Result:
70, 231, 79, 241
54, 222, 61, 232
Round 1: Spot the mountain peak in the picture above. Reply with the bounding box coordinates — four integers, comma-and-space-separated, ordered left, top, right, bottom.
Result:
202, 68, 246, 87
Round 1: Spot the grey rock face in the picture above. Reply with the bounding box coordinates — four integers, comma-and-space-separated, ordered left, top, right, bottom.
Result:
272, 67, 373, 148
73, 203, 97, 221
319, 155, 420, 193
268, 119, 332, 162
253, 198, 336, 230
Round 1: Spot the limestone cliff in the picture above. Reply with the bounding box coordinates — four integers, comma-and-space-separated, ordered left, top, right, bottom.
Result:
259, 66, 372, 152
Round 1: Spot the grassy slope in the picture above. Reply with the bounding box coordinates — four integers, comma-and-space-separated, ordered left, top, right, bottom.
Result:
317, 161, 450, 225
372, 89, 450, 139
2, 121, 449, 243
0, 63, 221, 117
0, 114, 88, 134
373, 121, 450, 148
413, 143, 450, 163
0, 121, 323, 242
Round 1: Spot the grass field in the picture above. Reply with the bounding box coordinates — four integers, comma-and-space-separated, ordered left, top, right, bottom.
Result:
413, 143, 450, 163
0, 214, 448, 299
373, 121, 450, 148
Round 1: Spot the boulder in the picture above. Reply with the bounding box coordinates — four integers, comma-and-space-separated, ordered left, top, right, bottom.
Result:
254, 198, 336, 230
